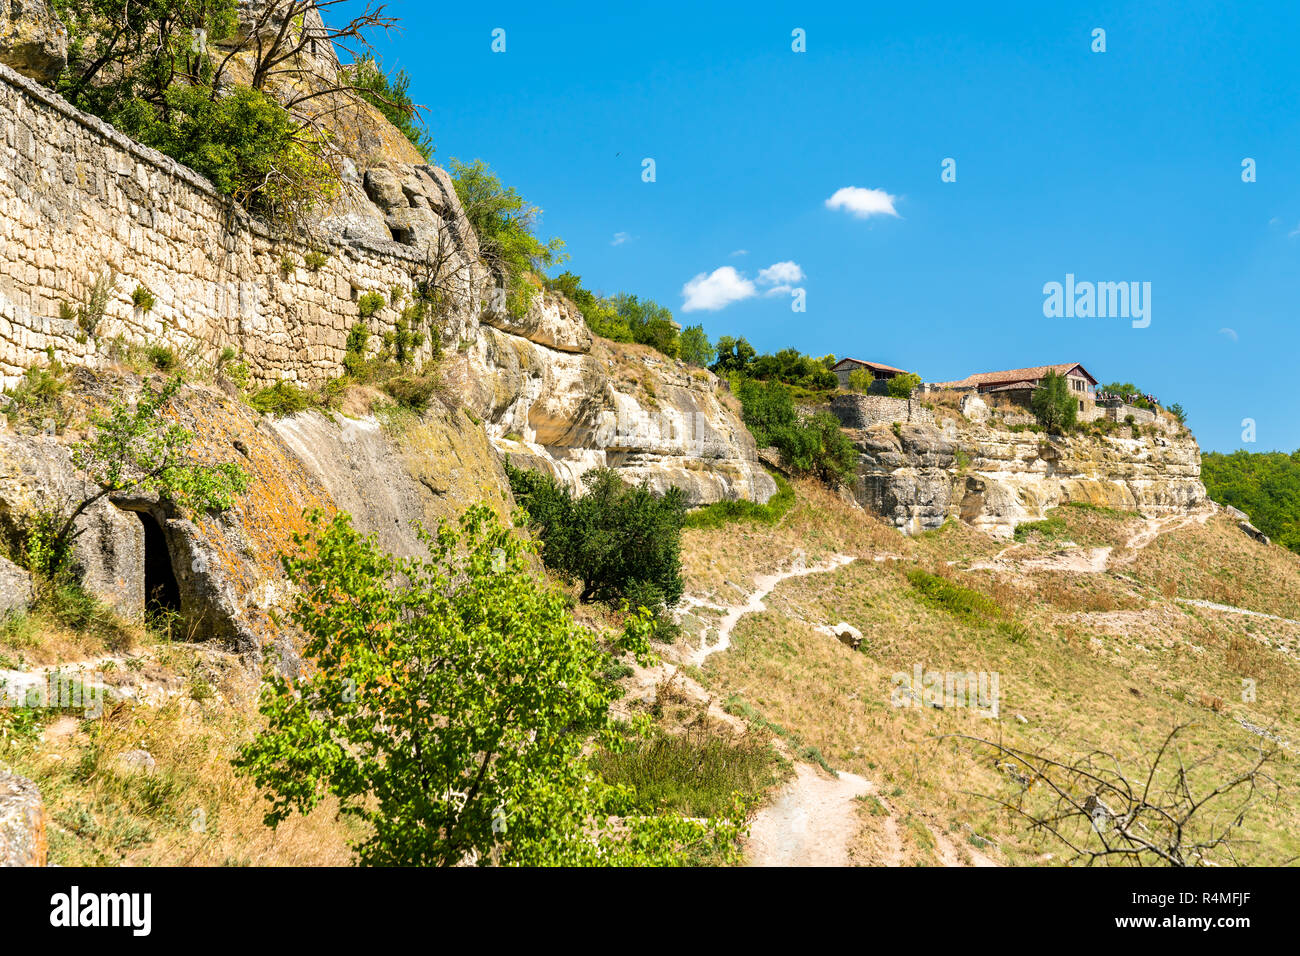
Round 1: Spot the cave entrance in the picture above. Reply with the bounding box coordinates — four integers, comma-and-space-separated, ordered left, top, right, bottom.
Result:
136, 511, 181, 618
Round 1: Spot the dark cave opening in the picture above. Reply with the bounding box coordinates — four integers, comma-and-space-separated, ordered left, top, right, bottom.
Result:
136, 511, 181, 617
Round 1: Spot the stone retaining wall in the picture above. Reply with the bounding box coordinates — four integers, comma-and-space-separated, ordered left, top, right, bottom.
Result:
0, 61, 451, 389
831, 392, 935, 428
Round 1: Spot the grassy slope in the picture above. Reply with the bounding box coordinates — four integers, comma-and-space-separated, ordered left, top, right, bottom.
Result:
675, 482, 1300, 866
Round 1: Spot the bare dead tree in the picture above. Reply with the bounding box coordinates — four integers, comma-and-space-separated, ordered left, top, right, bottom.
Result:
944, 724, 1287, 866
211, 0, 396, 106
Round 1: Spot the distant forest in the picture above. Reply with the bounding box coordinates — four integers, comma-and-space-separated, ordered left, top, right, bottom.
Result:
1201, 450, 1300, 555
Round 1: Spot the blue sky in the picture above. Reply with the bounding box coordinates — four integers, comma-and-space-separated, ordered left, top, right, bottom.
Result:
356, 0, 1300, 453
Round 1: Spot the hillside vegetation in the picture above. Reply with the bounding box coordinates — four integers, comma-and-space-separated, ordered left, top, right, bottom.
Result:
1203, 449, 1300, 555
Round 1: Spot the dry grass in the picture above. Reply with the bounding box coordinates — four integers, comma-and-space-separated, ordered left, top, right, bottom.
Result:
675, 485, 1300, 866
1, 648, 362, 866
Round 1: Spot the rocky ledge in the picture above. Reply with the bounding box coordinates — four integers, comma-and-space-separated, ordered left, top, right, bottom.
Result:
848, 418, 1206, 537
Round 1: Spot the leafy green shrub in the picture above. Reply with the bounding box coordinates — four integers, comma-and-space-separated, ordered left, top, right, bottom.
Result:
733, 378, 856, 487
248, 381, 315, 416
304, 251, 328, 272
2, 362, 71, 430
114, 85, 338, 224
885, 371, 923, 399
357, 292, 386, 320
848, 368, 875, 393
685, 471, 794, 528
131, 285, 155, 313
145, 344, 178, 371
506, 463, 686, 610
234, 507, 738, 865
61, 272, 114, 338
450, 159, 565, 318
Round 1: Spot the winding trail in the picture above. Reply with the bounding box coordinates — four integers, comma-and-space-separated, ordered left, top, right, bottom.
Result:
1176, 598, 1300, 627
967, 507, 1215, 576
745, 763, 873, 867
687, 554, 856, 666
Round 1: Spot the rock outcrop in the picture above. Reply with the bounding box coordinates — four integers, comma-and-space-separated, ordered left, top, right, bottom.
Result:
847, 418, 1206, 537
459, 297, 774, 505
0, 0, 65, 85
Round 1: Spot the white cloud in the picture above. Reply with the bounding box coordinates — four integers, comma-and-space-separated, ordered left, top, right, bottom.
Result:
681, 267, 757, 312
758, 260, 805, 285
1218, 327, 1239, 342
611, 231, 631, 246
729, 248, 749, 257
682, 260, 806, 311
824, 186, 899, 219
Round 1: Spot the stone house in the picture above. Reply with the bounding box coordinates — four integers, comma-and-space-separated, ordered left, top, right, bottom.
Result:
932, 362, 1099, 418
831, 357, 914, 391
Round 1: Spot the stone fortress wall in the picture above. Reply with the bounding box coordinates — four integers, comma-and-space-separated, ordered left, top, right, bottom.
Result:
830, 392, 935, 428
0, 60, 450, 389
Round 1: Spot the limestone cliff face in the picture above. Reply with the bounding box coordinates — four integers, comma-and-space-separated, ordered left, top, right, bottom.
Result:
452, 291, 776, 506
849, 419, 1206, 537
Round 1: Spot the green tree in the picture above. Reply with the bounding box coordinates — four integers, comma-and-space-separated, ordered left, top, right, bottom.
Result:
848, 368, 875, 393
449, 159, 565, 318
608, 294, 679, 358
1030, 370, 1078, 433
885, 372, 922, 399
711, 336, 756, 375
735, 377, 796, 448
344, 53, 432, 160
506, 465, 686, 610
235, 506, 737, 865
734, 379, 857, 488
777, 411, 859, 487
678, 325, 716, 368
1202, 449, 1300, 554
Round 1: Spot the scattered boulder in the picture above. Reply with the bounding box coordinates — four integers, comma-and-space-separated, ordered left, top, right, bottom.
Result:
1239, 520, 1270, 546
113, 749, 157, 775
833, 622, 863, 650
0, 769, 47, 866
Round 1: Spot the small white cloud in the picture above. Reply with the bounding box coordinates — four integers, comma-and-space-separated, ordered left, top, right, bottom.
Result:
729, 249, 749, 257
825, 186, 899, 219
611, 231, 631, 246
758, 260, 805, 285
1288, 223, 1300, 239
681, 267, 757, 312
1218, 327, 1239, 342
